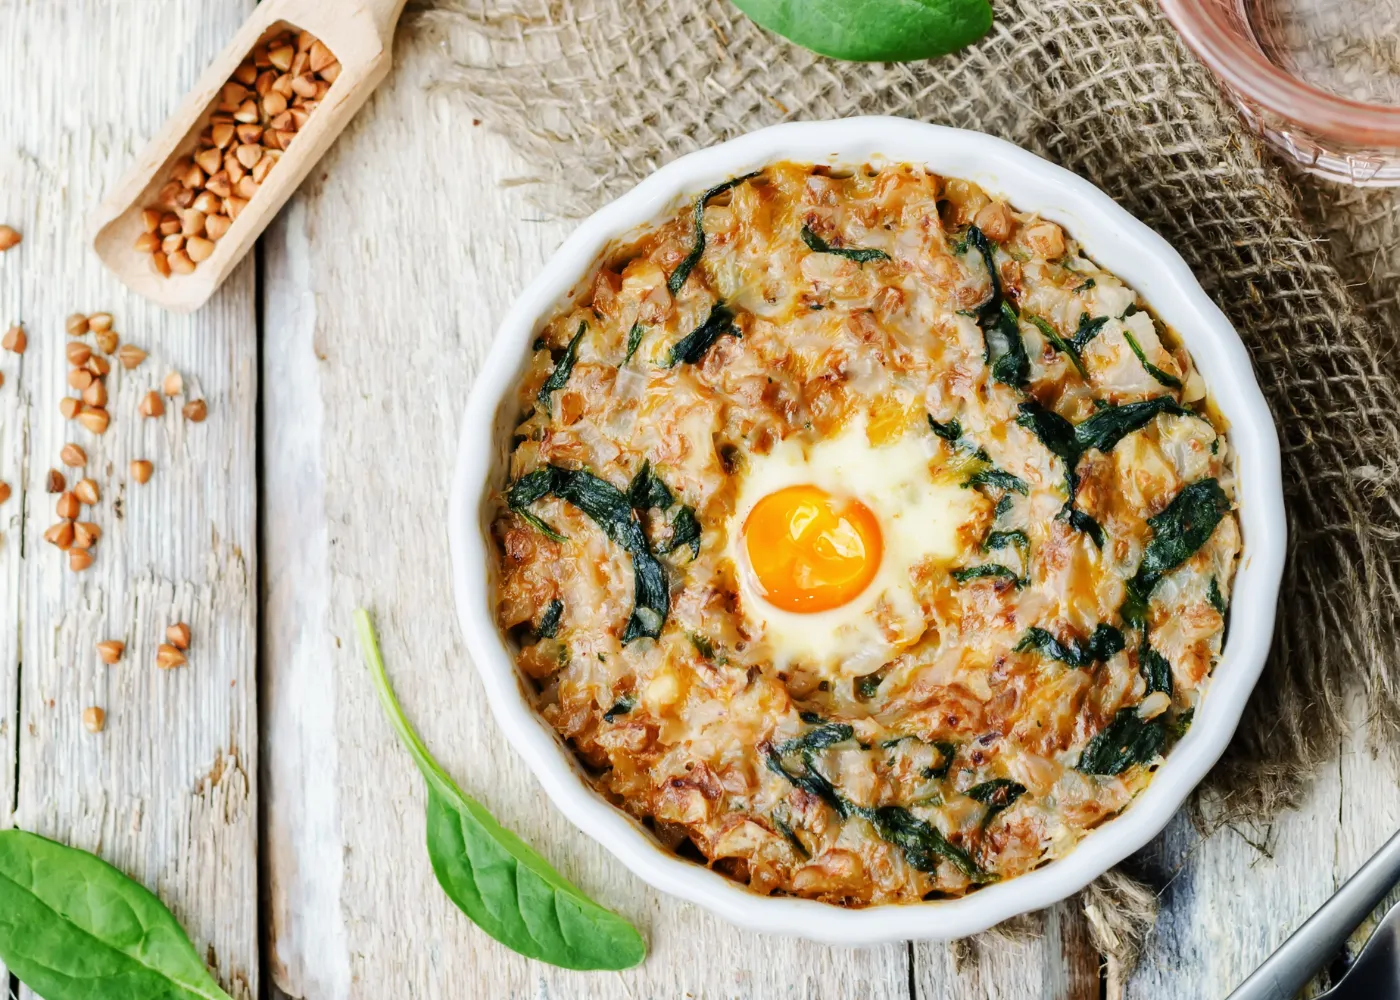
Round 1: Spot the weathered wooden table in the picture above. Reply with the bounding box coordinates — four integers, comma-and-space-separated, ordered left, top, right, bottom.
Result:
1, 3, 1396, 998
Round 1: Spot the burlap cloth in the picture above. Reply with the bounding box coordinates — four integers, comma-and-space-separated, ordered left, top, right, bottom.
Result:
414, 0, 1400, 981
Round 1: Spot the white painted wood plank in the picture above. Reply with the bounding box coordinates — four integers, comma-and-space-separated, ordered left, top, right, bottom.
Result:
1, 1, 259, 997
258, 35, 912, 998
915, 902, 1099, 1000
1128, 687, 1400, 999
0, 84, 38, 998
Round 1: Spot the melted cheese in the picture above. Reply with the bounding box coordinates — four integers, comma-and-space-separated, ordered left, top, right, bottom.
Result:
493, 162, 1240, 907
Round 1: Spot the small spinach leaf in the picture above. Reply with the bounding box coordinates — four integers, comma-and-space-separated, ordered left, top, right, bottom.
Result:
537, 322, 586, 405
622, 322, 646, 365
0, 830, 237, 1000
951, 564, 1023, 586
1015, 624, 1125, 668
603, 694, 637, 723
801, 224, 890, 263
1060, 506, 1105, 547
855, 672, 884, 700
1077, 708, 1167, 776
536, 599, 564, 639
1026, 314, 1089, 379
957, 226, 1027, 387
966, 779, 1027, 823
1208, 576, 1227, 615
668, 303, 740, 367
1071, 313, 1109, 352
1123, 327, 1183, 389
764, 745, 847, 813
860, 805, 985, 880
963, 467, 1029, 495
626, 460, 674, 511
1128, 478, 1231, 602
1140, 641, 1173, 696
926, 741, 959, 780
355, 611, 646, 970
1016, 400, 1080, 494
730, 0, 993, 62
1074, 397, 1186, 455
668, 173, 761, 293
929, 414, 991, 461
510, 465, 671, 642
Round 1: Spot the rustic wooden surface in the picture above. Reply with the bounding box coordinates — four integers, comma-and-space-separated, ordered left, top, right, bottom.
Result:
4, 3, 1399, 999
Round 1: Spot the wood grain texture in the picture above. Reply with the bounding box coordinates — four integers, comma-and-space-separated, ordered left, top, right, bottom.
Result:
256, 30, 914, 999
1129, 691, 1400, 999
0, 1, 259, 997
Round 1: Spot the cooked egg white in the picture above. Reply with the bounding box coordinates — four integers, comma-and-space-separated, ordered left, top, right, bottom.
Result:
727, 418, 983, 677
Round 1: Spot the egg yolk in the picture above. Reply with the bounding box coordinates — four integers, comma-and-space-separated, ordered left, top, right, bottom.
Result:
742, 485, 883, 613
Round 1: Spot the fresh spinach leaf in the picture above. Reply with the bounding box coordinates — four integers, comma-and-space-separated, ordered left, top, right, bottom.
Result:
801, 224, 890, 263
1015, 624, 1125, 668
1122, 328, 1183, 389
1077, 708, 1167, 776
1026, 314, 1089, 379
1074, 397, 1186, 455
622, 322, 646, 365
951, 564, 1023, 586
668, 303, 740, 367
729, 0, 992, 62
603, 694, 637, 723
537, 322, 586, 405
355, 610, 646, 970
966, 779, 1027, 823
668, 173, 761, 293
536, 599, 564, 639
1128, 478, 1230, 601
0, 830, 237, 1000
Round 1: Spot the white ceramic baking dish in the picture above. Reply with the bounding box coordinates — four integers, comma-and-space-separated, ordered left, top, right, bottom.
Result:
448, 117, 1286, 944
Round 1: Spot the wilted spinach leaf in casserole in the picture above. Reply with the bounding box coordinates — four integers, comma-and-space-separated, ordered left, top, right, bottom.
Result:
493, 163, 1239, 906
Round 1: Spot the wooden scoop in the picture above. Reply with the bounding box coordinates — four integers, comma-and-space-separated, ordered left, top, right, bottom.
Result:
92, 0, 408, 313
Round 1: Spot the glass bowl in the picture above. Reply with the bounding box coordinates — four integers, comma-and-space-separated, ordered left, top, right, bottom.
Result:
1162, 0, 1400, 185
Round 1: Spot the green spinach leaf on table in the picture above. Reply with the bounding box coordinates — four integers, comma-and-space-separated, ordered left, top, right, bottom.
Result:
0, 829, 236, 1000
730, 0, 993, 62
356, 611, 646, 970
